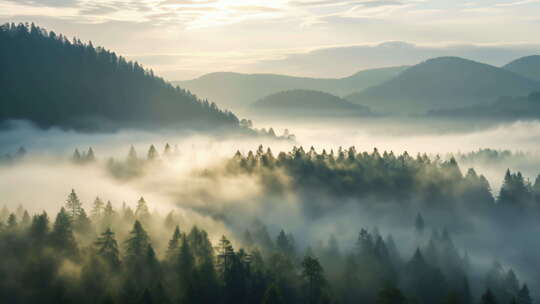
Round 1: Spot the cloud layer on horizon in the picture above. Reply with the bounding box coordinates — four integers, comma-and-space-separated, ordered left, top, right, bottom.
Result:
1, 0, 540, 79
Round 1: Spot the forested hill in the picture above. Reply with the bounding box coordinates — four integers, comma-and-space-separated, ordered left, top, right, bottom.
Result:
175, 66, 407, 112
345, 57, 540, 114
0, 23, 239, 131
250, 90, 373, 117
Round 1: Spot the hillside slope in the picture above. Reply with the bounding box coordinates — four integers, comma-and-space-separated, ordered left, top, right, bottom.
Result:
175, 66, 407, 111
0, 23, 239, 131
345, 57, 540, 114
503, 55, 540, 82
250, 90, 372, 117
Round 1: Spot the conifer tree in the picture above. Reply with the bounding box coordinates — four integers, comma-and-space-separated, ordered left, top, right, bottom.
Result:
166, 225, 181, 263
29, 211, 49, 244
65, 189, 83, 219
95, 228, 121, 269
517, 284, 532, 304
102, 201, 115, 228
7, 213, 17, 230
301, 255, 326, 304
124, 220, 150, 265
91, 197, 105, 220
135, 197, 150, 222
85, 147, 95, 162
50, 207, 78, 257
147, 145, 159, 160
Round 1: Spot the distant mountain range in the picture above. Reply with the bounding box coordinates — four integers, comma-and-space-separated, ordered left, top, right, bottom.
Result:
249, 90, 372, 117
0, 23, 239, 132
503, 55, 540, 82
174, 66, 407, 112
429, 92, 540, 119
345, 57, 540, 114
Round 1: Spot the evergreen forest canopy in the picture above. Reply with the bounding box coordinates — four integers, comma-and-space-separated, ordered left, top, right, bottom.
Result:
0, 187, 535, 304
226, 146, 540, 224
0, 23, 240, 131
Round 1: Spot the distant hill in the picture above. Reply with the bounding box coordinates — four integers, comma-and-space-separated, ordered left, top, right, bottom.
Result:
345, 57, 540, 114
503, 55, 540, 82
0, 23, 239, 131
249, 90, 373, 117
429, 91, 540, 119
174, 66, 407, 112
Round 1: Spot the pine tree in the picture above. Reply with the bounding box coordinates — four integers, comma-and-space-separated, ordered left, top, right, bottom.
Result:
91, 197, 105, 220
102, 201, 115, 228
164, 211, 176, 230
124, 220, 150, 265
166, 225, 181, 263
7, 213, 17, 230
65, 189, 83, 219
147, 145, 159, 160
50, 207, 78, 257
177, 235, 196, 303
21, 210, 31, 227
135, 197, 150, 222
216, 235, 235, 275
85, 147, 95, 162
73, 149, 82, 163
517, 284, 532, 304
301, 255, 326, 304
127, 146, 138, 165
75, 207, 93, 236
95, 228, 121, 269
29, 211, 49, 244
163, 143, 172, 156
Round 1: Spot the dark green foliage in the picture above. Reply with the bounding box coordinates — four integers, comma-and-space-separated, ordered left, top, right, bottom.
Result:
376, 286, 407, 304
517, 284, 532, 304
228, 147, 497, 220
482, 289, 498, 304
0, 23, 239, 131
95, 228, 121, 269
301, 255, 327, 304
0, 187, 535, 304
50, 207, 78, 257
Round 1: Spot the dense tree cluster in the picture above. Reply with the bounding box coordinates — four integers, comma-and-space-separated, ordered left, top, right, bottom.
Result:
0, 23, 239, 131
227, 146, 540, 221
0, 189, 533, 304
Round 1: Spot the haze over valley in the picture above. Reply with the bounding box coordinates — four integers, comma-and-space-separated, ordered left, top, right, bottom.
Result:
2, 2, 540, 303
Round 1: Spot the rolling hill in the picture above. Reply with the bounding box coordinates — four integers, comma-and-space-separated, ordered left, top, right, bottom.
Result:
345, 57, 540, 114
429, 91, 540, 119
174, 66, 407, 112
0, 23, 239, 131
249, 90, 373, 117
503, 55, 540, 82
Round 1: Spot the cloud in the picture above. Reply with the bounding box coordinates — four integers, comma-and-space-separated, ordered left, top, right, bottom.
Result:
495, 0, 540, 6
230, 6, 282, 13
245, 41, 540, 78
4, 0, 79, 8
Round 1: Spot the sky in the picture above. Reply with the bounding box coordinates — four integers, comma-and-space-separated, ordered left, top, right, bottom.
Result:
2, 0, 540, 80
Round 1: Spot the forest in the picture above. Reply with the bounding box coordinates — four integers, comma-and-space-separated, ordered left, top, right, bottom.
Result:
1, 12, 540, 304
0, 144, 538, 304
0, 23, 239, 131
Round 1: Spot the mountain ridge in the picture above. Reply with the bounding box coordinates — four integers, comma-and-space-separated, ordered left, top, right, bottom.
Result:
174, 66, 408, 112
345, 56, 540, 114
